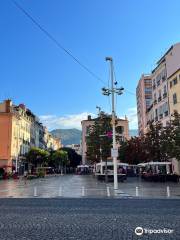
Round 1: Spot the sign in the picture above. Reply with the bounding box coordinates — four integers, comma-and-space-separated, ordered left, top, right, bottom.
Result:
111, 148, 118, 158
107, 131, 112, 138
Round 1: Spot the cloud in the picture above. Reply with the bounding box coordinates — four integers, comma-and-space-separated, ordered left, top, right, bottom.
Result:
40, 107, 138, 131
39, 112, 96, 130
126, 107, 138, 129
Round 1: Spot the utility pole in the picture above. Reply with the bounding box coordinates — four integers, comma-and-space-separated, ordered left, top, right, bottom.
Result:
102, 57, 124, 190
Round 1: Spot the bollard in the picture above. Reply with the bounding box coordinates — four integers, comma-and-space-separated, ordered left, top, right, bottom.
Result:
136, 186, 139, 197
82, 186, 85, 197
34, 187, 37, 197
107, 186, 110, 197
58, 186, 62, 197
167, 186, 170, 197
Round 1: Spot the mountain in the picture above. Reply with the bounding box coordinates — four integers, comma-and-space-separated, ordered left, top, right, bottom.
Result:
51, 128, 138, 146
51, 128, 82, 146
129, 129, 138, 137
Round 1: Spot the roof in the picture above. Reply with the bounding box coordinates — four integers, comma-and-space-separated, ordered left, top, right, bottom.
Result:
152, 45, 174, 74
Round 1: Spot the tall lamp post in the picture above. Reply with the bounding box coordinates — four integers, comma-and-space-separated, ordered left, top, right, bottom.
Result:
102, 57, 124, 190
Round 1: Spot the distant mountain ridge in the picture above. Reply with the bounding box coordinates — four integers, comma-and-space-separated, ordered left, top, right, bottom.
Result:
51, 128, 81, 146
51, 128, 138, 146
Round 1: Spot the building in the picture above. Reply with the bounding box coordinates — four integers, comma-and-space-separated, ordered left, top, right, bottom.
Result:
136, 74, 152, 136
81, 113, 129, 164
168, 68, 180, 115
44, 128, 61, 151
0, 100, 61, 173
65, 144, 82, 155
145, 43, 180, 128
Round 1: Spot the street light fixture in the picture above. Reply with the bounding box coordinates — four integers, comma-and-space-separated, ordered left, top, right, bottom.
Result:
102, 57, 124, 190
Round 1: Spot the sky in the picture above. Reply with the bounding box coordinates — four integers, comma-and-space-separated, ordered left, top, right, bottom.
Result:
1, 0, 180, 130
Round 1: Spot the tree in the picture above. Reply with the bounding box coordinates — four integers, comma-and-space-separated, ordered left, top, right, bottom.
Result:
144, 122, 165, 161
26, 147, 49, 167
86, 113, 113, 164
61, 147, 81, 168
51, 150, 68, 173
119, 136, 148, 164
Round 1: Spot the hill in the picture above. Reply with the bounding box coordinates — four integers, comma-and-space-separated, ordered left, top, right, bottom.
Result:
51, 128, 138, 146
51, 128, 81, 146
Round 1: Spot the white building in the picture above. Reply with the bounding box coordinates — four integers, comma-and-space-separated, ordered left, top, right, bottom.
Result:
147, 43, 180, 127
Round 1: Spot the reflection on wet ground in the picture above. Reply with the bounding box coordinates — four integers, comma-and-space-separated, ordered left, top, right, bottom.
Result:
0, 175, 180, 198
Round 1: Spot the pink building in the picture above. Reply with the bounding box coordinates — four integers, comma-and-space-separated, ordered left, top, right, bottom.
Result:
136, 74, 152, 136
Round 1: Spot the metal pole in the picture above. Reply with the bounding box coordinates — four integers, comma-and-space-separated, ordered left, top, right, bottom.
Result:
110, 59, 118, 190
15, 157, 18, 173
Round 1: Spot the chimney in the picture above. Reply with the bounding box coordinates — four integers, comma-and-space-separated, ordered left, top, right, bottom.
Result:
87, 115, 91, 120
5, 99, 12, 113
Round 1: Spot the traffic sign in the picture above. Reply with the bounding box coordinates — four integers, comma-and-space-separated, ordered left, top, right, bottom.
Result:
111, 148, 118, 158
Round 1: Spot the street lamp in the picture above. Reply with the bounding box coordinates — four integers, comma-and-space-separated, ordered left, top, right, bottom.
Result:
96, 106, 101, 116
102, 57, 124, 190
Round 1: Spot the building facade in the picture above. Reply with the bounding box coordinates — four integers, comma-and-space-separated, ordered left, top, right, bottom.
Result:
0, 100, 61, 172
168, 68, 180, 115
136, 74, 152, 136
136, 43, 180, 131
81, 114, 129, 164
65, 144, 82, 155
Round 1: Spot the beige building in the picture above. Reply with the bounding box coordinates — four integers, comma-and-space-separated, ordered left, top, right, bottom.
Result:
168, 68, 180, 115
81, 114, 129, 164
146, 43, 180, 127
44, 128, 61, 151
136, 74, 152, 136
0, 100, 61, 172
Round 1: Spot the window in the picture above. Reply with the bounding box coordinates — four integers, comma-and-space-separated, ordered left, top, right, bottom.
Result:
173, 77, 178, 85
163, 85, 167, 93
170, 81, 172, 88
173, 93, 177, 105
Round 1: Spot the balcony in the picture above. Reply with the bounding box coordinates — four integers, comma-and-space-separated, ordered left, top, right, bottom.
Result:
158, 96, 162, 102
159, 114, 163, 119
162, 76, 166, 82
164, 111, 168, 117
163, 92, 167, 98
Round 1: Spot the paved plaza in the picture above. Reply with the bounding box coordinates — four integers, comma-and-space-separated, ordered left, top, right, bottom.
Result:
0, 175, 180, 198
0, 198, 179, 240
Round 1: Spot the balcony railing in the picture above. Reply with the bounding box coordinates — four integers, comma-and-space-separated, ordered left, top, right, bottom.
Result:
163, 92, 167, 98
158, 97, 162, 102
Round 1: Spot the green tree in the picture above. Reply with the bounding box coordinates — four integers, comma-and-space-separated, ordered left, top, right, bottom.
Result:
26, 147, 49, 167
61, 147, 81, 168
86, 113, 114, 164
119, 136, 148, 164
51, 150, 69, 173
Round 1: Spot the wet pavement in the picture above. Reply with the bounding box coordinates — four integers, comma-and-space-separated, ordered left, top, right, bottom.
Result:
0, 175, 180, 198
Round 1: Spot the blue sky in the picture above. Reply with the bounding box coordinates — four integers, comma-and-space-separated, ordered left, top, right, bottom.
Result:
1, 0, 180, 130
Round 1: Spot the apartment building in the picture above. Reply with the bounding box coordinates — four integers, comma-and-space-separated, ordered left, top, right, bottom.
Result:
0, 100, 61, 172
146, 43, 180, 127
168, 68, 180, 115
44, 127, 61, 151
81, 113, 129, 164
136, 74, 152, 136
65, 144, 82, 155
